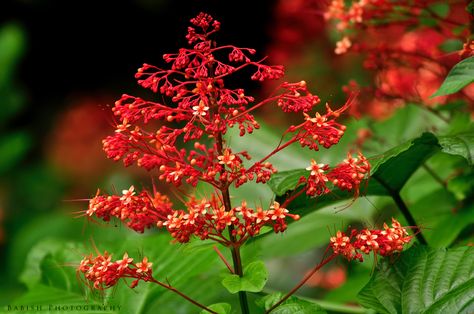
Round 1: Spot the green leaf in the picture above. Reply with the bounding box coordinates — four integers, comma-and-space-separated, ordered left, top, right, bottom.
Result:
19, 238, 75, 289
439, 133, 474, 165
0, 131, 31, 174
428, 2, 450, 18
427, 207, 474, 248
448, 171, 474, 201
200, 303, 232, 314
257, 293, 326, 313
268, 133, 440, 219
358, 246, 474, 314
0, 23, 25, 88
11, 285, 115, 313
467, 0, 474, 15
221, 261, 268, 294
258, 198, 379, 258
439, 39, 464, 53
432, 57, 474, 97
15, 233, 221, 314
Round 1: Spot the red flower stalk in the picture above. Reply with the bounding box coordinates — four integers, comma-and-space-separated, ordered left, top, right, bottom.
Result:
265, 218, 414, 313
79, 12, 370, 313
87, 12, 366, 240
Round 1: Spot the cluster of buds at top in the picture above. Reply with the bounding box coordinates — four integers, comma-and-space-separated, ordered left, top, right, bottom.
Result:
162, 198, 299, 244
78, 252, 153, 290
102, 12, 355, 192
330, 218, 413, 262
303, 152, 370, 197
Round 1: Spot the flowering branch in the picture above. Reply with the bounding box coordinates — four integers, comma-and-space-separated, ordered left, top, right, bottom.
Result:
266, 218, 414, 313
78, 252, 218, 314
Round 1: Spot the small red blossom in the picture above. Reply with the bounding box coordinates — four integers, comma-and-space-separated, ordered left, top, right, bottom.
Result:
305, 160, 330, 196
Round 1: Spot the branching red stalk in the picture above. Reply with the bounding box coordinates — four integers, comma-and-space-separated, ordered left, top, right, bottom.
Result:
265, 252, 338, 313
149, 278, 218, 314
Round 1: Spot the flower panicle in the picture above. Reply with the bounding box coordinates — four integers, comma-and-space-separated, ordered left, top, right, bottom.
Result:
302, 152, 370, 198
329, 218, 413, 262
86, 186, 173, 233
78, 252, 153, 290
163, 199, 300, 244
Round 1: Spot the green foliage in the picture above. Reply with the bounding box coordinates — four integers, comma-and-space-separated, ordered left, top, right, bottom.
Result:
467, 0, 474, 15
427, 2, 450, 18
13, 234, 223, 314
0, 131, 31, 175
358, 246, 474, 314
257, 293, 326, 314
439, 39, 464, 53
200, 303, 232, 314
267, 133, 441, 219
438, 133, 474, 165
432, 57, 474, 97
0, 23, 26, 126
221, 261, 268, 294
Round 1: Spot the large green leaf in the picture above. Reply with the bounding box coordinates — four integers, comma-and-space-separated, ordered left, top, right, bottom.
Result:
256, 292, 326, 314
438, 133, 474, 165
14, 233, 222, 314
221, 261, 268, 294
200, 303, 232, 314
267, 133, 440, 218
10, 285, 116, 314
257, 197, 380, 258
432, 57, 474, 97
358, 245, 474, 314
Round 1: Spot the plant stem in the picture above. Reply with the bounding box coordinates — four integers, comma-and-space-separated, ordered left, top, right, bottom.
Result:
150, 278, 218, 314
265, 253, 337, 313
422, 163, 447, 189
215, 132, 250, 314
373, 175, 428, 245
261, 289, 373, 314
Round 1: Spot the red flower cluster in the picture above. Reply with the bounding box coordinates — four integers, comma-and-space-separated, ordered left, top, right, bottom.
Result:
86, 186, 173, 233
303, 152, 370, 197
325, 1, 474, 117
102, 12, 356, 193
78, 252, 153, 290
330, 218, 413, 261
162, 198, 300, 244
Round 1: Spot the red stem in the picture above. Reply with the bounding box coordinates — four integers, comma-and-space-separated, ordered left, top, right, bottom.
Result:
213, 245, 235, 273
149, 278, 218, 314
265, 253, 338, 313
